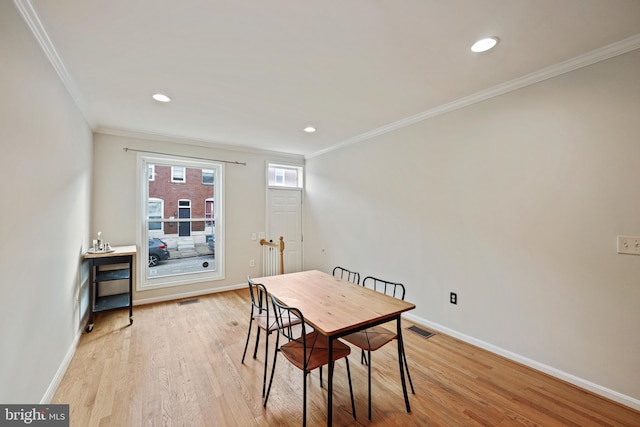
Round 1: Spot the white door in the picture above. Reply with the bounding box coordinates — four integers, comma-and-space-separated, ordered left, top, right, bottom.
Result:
268, 188, 302, 273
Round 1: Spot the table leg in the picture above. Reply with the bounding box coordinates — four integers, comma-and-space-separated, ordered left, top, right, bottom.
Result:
327, 335, 333, 426
397, 316, 411, 413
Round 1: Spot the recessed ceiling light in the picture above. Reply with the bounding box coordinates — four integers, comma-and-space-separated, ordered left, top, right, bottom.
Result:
303, 126, 316, 133
471, 37, 499, 53
152, 93, 171, 103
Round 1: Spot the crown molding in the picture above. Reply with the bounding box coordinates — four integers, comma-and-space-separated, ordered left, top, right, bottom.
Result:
13, 0, 96, 128
96, 127, 305, 160
307, 33, 640, 159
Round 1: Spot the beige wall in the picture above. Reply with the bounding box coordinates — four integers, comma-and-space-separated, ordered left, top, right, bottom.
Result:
304, 49, 640, 407
4, 0, 639, 408
92, 132, 303, 303
0, 1, 93, 403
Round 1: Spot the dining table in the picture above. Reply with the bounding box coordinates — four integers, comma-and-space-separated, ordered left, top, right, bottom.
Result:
253, 269, 416, 426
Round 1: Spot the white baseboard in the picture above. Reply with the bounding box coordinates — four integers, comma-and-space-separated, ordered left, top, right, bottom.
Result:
403, 313, 640, 412
133, 282, 245, 306
40, 328, 82, 404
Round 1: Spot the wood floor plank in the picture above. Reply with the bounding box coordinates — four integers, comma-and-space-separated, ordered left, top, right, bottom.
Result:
52, 289, 640, 426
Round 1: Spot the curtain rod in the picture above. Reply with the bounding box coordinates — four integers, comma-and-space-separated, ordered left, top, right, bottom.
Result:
123, 147, 247, 166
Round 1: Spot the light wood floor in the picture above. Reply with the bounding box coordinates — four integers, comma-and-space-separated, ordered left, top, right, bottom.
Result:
53, 289, 640, 426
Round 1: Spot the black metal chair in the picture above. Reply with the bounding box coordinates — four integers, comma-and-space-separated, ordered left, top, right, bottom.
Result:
332, 266, 360, 284
342, 276, 415, 419
241, 276, 301, 397
264, 294, 356, 426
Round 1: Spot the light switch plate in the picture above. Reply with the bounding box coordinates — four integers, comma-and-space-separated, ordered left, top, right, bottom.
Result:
617, 236, 640, 255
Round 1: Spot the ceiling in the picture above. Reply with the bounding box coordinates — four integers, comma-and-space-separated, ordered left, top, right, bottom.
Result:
19, 0, 640, 157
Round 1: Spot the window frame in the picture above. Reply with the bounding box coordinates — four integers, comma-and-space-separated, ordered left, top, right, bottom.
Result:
137, 154, 224, 290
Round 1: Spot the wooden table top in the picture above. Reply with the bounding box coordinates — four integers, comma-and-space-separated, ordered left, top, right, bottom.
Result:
253, 270, 415, 337
84, 245, 137, 259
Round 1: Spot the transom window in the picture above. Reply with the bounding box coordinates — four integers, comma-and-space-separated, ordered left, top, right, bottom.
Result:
268, 163, 303, 188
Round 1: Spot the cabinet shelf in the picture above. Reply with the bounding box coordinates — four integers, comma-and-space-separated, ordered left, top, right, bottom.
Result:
95, 293, 131, 312
96, 269, 130, 282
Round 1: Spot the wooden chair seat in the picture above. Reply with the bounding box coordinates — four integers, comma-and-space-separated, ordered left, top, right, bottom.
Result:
343, 325, 396, 352
280, 331, 351, 373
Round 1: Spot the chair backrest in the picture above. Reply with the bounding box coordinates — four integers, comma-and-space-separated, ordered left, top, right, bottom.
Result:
362, 276, 406, 300
260, 236, 285, 276
270, 295, 309, 361
332, 266, 360, 284
247, 276, 269, 314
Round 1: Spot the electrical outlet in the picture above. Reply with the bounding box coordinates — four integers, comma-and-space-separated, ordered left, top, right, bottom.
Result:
249, 259, 255, 267
450, 292, 457, 305
617, 236, 640, 255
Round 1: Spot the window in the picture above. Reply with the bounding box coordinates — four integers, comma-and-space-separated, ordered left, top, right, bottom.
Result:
205, 198, 214, 226
275, 168, 285, 185
171, 166, 185, 183
268, 163, 303, 188
139, 155, 224, 290
202, 169, 214, 185
148, 198, 163, 231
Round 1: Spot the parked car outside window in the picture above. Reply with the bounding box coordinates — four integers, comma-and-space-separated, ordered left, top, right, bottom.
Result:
149, 237, 170, 267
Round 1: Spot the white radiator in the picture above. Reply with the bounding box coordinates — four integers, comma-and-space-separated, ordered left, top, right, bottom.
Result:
260, 236, 284, 276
